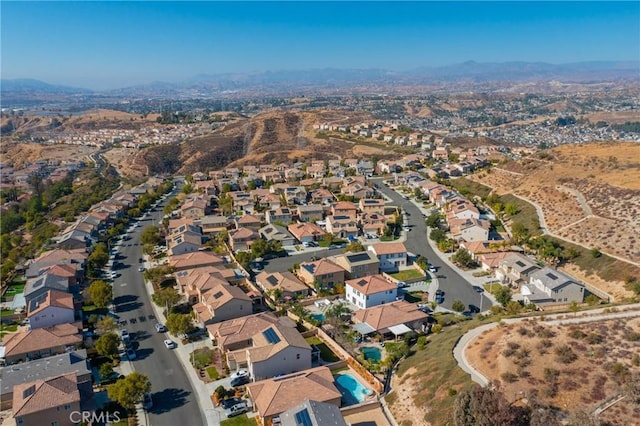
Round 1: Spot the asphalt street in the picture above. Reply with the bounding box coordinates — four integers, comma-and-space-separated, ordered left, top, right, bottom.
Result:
111, 187, 205, 426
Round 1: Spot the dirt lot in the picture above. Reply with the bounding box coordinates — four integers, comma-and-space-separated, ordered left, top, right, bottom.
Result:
465, 317, 640, 424
1, 142, 98, 168
583, 110, 640, 125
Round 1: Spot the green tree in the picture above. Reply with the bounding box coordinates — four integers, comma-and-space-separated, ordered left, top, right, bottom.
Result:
107, 372, 152, 409
495, 286, 512, 306
166, 313, 193, 337
452, 300, 466, 312
152, 287, 182, 311
569, 301, 580, 317
88, 280, 113, 308
511, 222, 529, 245
430, 228, 446, 242
343, 241, 365, 253
88, 243, 109, 270
437, 238, 455, 253
99, 362, 114, 379
452, 249, 475, 268
585, 294, 599, 306
505, 301, 522, 315
426, 212, 441, 228
454, 385, 530, 426
95, 332, 120, 359
590, 247, 602, 258
96, 316, 119, 335
504, 202, 518, 216
140, 226, 161, 246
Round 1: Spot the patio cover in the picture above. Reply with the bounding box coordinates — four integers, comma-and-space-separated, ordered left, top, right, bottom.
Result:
353, 322, 376, 335
388, 324, 412, 336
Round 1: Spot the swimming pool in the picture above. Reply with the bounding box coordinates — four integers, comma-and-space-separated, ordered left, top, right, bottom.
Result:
334, 373, 372, 405
361, 346, 382, 363
311, 313, 325, 322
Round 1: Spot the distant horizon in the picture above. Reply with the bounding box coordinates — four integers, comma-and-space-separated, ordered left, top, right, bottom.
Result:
3, 59, 640, 92
2, 1, 639, 90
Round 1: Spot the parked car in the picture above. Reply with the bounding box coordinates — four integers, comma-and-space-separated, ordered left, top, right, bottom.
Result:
226, 402, 248, 417
435, 289, 445, 304
138, 266, 145, 272
397, 281, 409, 288
230, 370, 249, 380
230, 375, 250, 387
126, 347, 136, 360
221, 397, 244, 410
164, 339, 177, 349
121, 329, 130, 341
155, 323, 167, 333
428, 265, 438, 273
142, 392, 153, 410
472, 286, 484, 293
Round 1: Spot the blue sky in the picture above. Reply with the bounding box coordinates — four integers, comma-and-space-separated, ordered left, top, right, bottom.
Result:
2, 1, 639, 89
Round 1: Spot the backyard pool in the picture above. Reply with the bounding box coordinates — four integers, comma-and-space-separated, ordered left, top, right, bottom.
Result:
361, 346, 382, 363
334, 373, 372, 405
311, 313, 325, 322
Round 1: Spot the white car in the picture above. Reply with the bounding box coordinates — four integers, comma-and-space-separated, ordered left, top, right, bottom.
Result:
155, 323, 167, 333
230, 370, 249, 380
138, 266, 145, 272
121, 329, 130, 341
164, 339, 177, 349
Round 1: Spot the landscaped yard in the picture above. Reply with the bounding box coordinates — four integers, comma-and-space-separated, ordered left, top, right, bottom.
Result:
220, 414, 257, 426
483, 282, 503, 295
0, 323, 18, 338
305, 336, 341, 362
206, 366, 219, 380
0, 309, 16, 317
389, 269, 424, 281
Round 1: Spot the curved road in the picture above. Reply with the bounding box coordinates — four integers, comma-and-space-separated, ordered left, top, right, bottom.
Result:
372, 178, 493, 311
112, 186, 205, 426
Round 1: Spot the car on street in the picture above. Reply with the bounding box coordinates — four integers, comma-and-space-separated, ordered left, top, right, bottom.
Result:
118, 348, 127, 360
428, 265, 438, 273
472, 286, 484, 293
435, 289, 445, 304
126, 347, 136, 360
142, 392, 153, 410
121, 329, 130, 341
155, 323, 167, 332
403, 226, 411, 232
164, 339, 177, 349
138, 266, 145, 272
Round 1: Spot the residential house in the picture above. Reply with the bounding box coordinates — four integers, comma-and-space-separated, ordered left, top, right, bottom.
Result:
448, 218, 491, 242
255, 271, 309, 302
259, 224, 297, 247
345, 274, 397, 309
266, 207, 293, 225
353, 300, 428, 338
235, 214, 263, 230
283, 186, 308, 205
166, 225, 203, 256
326, 215, 358, 240
359, 199, 385, 216
12, 373, 92, 426
329, 252, 379, 279
377, 160, 401, 174
0, 350, 90, 410
229, 227, 259, 252
360, 213, 387, 236
192, 282, 252, 326
296, 204, 324, 223
27, 290, 75, 330
522, 268, 585, 307
196, 215, 230, 236
368, 243, 408, 273
55, 229, 89, 250
309, 188, 335, 205
168, 217, 195, 234
279, 399, 347, 426
321, 177, 343, 190
0, 323, 82, 365
246, 366, 341, 424
245, 322, 312, 381
180, 197, 208, 219
169, 251, 225, 272
297, 259, 345, 291
26, 249, 86, 281
257, 193, 281, 210
177, 267, 245, 303
331, 201, 357, 220
341, 182, 373, 200
288, 222, 325, 244
495, 253, 541, 285
207, 312, 280, 352
445, 198, 480, 220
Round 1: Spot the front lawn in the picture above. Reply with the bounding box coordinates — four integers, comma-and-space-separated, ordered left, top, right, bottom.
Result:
483, 282, 502, 295
305, 336, 340, 362
380, 235, 399, 242
0, 309, 16, 317
389, 269, 424, 281
221, 414, 257, 426
206, 366, 220, 380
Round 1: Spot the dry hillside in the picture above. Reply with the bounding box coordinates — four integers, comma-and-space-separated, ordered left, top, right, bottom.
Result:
466, 317, 640, 425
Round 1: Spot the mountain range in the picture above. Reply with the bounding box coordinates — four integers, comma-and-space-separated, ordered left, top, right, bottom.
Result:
2, 60, 638, 101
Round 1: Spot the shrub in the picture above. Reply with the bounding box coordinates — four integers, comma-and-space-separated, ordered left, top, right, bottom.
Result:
517, 327, 531, 337
555, 345, 578, 364
448, 388, 458, 397
536, 338, 554, 354
625, 331, 640, 342
568, 329, 587, 339
501, 372, 519, 383
417, 335, 428, 349
585, 333, 603, 345
431, 324, 442, 334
